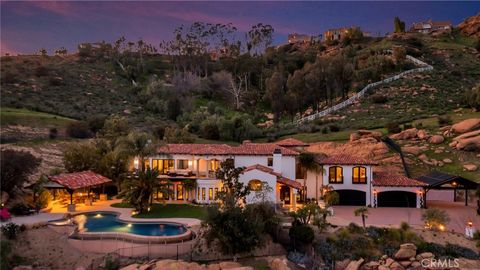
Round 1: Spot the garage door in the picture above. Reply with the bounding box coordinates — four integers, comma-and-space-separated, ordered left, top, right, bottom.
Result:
378, 191, 417, 208
336, 190, 366, 206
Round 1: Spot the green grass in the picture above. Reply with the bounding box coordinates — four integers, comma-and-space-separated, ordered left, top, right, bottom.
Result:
0, 107, 76, 127
111, 203, 209, 220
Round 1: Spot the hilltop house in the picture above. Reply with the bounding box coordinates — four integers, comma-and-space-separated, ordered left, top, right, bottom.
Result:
323, 28, 351, 41
409, 20, 452, 34
136, 138, 426, 208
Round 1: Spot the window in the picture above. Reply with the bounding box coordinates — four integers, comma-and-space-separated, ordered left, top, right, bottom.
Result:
177, 159, 189, 170
210, 159, 220, 171
352, 166, 367, 184
197, 187, 200, 200
214, 188, 218, 199
202, 188, 206, 201
328, 166, 343, 183
144, 160, 150, 169
209, 188, 213, 200
177, 185, 184, 200
267, 157, 273, 167
248, 179, 263, 191
155, 159, 174, 174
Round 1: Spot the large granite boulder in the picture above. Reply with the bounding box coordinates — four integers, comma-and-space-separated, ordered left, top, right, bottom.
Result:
393, 243, 417, 260
391, 128, 418, 140
428, 135, 445, 144
451, 118, 480, 134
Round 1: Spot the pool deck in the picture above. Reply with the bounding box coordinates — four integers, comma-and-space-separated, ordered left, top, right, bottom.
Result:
2, 199, 202, 227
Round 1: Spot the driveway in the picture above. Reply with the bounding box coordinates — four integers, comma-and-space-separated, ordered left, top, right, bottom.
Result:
328, 200, 480, 233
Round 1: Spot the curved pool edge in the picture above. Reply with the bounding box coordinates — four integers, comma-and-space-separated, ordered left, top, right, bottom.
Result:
48, 210, 196, 244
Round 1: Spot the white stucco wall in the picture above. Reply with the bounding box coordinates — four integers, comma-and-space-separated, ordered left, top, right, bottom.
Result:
322, 165, 373, 206
240, 170, 277, 204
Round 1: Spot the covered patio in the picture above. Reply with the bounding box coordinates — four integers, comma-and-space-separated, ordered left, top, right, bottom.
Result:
417, 171, 479, 208
47, 171, 113, 212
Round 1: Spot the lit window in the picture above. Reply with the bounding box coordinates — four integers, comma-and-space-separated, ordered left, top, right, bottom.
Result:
214, 188, 218, 199
210, 159, 220, 171
329, 166, 343, 183
202, 188, 206, 201
352, 166, 367, 184
177, 185, 183, 200
209, 188, 213, 200
248, 179, 263, 191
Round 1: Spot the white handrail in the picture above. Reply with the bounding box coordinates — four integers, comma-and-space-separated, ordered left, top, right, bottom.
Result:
296, 50, 433, 124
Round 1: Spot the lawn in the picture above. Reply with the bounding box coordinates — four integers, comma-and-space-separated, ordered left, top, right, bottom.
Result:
111, 203, 209, 220
0, 107, 76, 127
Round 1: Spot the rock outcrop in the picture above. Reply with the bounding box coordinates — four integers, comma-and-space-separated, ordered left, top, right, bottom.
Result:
350, 130, 383, 142
450, 130, 480, 152
428, 135, 444, 144
450, 118, 480, 134
457, 13, 480, 38
391, 128, 418, 140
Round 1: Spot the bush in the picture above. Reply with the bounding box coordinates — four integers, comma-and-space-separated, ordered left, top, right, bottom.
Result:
321, 127, 329, 134
66, 121, 93, 138
201, 120, 220, 140
437, 115, 452, 126
289, 224, 315, 246
35, 66, 49, 77
329, 125, 340, 132
9, 203, 31, 216
463, 85, 480, 110
421, 208, 450, 230
371, 94, 388, 104
1, 223, 21, 239
1, 150, 41, 195
49, 128, 58, 139
386, 122, 401, 134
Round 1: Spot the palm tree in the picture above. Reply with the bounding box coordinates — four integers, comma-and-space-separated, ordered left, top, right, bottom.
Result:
298, 152, 320, 202
120, 168, 160, 213
115, 131, 157, 171
354, 206, 369, 229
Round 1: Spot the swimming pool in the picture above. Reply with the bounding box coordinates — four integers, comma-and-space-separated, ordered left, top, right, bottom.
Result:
73, 212, 188, 237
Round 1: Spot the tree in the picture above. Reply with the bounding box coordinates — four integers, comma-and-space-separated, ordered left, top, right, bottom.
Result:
246, 23, 274, 55
1, 149, 41, 195
463, 84, 480, 110
115, 131, 156, 171
120, 168, 160, 213
215, 159, 250, 209
298, 152, 320, 201
98, 116, 130, 142
394, 17, 406, 33
354, 206, 369, 229
392, 46, 407, 63
323, 188, 339, 207
211, 70, 244, 110
265, 70, 286, 122
163, 126, 195, 143
38, 48, 47, 56
422, 208, 450, 231
64, 142, 100, 172
289, 202, 319, 225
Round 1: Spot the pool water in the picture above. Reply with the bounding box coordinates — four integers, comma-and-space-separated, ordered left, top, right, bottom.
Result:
74, 212, 187, 236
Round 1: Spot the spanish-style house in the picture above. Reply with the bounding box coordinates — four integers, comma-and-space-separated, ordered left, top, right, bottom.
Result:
136, 138, 427, 208
409, 19, 452, 34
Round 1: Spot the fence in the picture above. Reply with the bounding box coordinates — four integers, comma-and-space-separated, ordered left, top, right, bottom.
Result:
296, 51, 433, 124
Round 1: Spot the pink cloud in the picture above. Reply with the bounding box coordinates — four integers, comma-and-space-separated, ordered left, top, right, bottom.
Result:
1, 41, 19, 55
25, 1, 76, 17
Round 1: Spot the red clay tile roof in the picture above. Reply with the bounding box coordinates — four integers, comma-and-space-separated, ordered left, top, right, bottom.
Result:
157, 143, 299, 156
243, 164, 302, 189
275, 138, 309, 147
49, 171, 112, 190
157, 144, 232, 155
315, 154, 378, 165
372, 172, 428, 187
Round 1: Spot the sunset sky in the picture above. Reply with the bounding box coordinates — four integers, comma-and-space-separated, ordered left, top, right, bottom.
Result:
1, 1, 479, 55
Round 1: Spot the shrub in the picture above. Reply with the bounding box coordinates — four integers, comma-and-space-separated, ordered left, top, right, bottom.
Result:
289, 224, 315, 246
321, 127, 329, 134
421, 208, 450, 230
386, 122, 401, 134
1, 223, 21, 239
1, 149, 41, 195
201, 120, 220, 140
104, 255, 120, 270
35, 66, 49, 77
371, 94, 388, 104
66, 121, 93, 138
9, 203, 31, 216
49, 128, 58, 139
463, 85, 480, 110
437, 115, 452, 126
329, 125, 340, 132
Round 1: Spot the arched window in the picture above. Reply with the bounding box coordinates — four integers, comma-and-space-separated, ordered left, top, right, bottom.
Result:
352, 166, 367, 184
248, 179, 263, 191
328, 166, 343, 183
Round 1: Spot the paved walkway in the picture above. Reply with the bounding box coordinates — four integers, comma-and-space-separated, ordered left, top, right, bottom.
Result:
328, 200, 479, 233
2, 199, 202, 227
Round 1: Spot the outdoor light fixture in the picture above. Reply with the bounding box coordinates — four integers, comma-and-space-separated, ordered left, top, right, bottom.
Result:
147, 207, 151, 212
127, 223, 132, 227
439, 224, 445, 231
133, 158, 139, 168
95, 213, 102, 218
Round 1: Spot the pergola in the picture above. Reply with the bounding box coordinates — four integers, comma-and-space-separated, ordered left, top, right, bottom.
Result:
417, 171, 479, 207
48, 171, 112, 205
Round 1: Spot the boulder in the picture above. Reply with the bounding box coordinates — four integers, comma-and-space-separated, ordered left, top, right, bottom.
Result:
428, 135, 444, 144
268, 258, 290, 270
336, 259, 351, 270
207, 264, 221, 270
398, 261, 412, 268
391, 128, 418, 140
218, 262, 243, 269
350, 130, 383, 142
385, 258, 395, 267
451, 118, 480, 134
417, 130, 428, 140
452, 130, 480, 151
402, 146, 424, 156
345, 258, 364, 270
416, 252, 434, 261
362, 261, 380, 270
12, 266, 33, 270
463, 164, 478, 171
389, 261, 405, 270
378, 266, 389, 270
443, 158, 452, 164
393, 243, 417, 260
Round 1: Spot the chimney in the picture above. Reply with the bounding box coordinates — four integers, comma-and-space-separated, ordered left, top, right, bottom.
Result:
273, 148, 282, 173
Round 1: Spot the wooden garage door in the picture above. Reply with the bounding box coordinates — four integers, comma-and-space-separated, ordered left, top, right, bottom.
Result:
336, 190, 366, 206
378, 191, 416, 208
